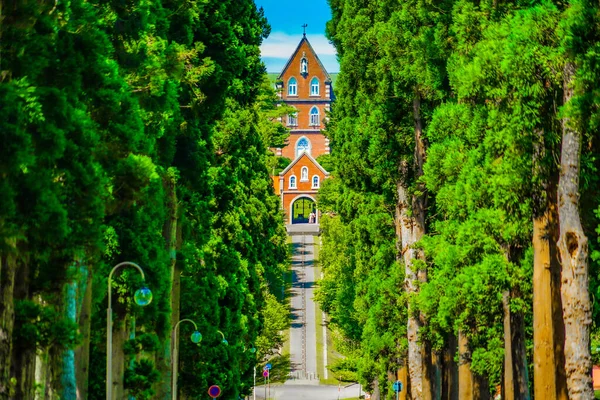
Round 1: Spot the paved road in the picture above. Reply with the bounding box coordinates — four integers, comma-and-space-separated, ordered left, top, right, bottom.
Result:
254, 383, 364, 399
289, 234, 318, 380
258, 227, 368, 399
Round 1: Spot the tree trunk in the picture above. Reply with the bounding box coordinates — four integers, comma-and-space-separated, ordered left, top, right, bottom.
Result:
557, 61, 593, 399
111, 317, 128, 400
458, 331, 473, 400
398, 361, 409, 400
0, 240, 17, 399
442, 334, 458, 400
512, 308, 530, 399
62, 263, 78, 399
533, 128, 569, 400
372, 378, 381, 400
157, 173, 179, 399
472, 374, 490, 400
432, 350, 442, 400
399, 93, 430, 400
503, 291, 515, 400
11, 256, 35, 399
75, 263, 93, 400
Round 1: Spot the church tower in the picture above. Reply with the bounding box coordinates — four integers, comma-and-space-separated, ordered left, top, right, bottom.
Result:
272, 33, 332, 225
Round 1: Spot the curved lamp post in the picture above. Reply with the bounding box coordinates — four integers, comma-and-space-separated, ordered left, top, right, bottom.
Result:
217, 330, 228, 345
106, 262, 152, 400
172, 319, 202, 400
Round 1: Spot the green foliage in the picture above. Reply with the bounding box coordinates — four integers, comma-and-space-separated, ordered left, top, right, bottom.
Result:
2, 0, 287, 398
124, 359, 161, 399
14, 300, 81, 350
320, 0, 600, 393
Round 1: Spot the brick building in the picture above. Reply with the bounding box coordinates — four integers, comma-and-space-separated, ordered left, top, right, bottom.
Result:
272, 34, 333, 224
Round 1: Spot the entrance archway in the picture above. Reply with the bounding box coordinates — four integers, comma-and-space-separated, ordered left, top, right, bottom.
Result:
290, 196, 316, 224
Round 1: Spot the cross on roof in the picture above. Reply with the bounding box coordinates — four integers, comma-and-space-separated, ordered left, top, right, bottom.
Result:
302, 24, 308, 37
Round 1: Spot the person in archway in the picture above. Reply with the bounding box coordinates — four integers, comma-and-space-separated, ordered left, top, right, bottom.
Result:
309, 211, 316, 224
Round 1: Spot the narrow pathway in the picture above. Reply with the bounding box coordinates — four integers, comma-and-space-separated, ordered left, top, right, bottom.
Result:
255, 382, 363, 399
253, 225, 366, 399
288, 233, 318, 383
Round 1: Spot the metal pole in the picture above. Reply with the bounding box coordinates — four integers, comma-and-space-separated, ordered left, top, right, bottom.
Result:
253, 366, 256, 400
172, 319, 199, 400
106, 307, 112, 400
106, 262, 145, 400
172, 326, 178, 400
264, 376, 266, 399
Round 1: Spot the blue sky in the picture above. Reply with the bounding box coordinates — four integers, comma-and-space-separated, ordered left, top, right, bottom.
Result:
255, 0, 339, 73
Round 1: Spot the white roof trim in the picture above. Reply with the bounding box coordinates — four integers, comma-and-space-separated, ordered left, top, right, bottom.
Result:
279, 152, 330, 176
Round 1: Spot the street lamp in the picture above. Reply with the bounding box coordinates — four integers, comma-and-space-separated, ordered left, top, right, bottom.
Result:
217, 330, 228, 345
106, 262, 152, 400
172, 319, 202, 400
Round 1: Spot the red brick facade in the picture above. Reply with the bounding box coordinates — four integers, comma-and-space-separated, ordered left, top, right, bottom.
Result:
272, 35, 332, 224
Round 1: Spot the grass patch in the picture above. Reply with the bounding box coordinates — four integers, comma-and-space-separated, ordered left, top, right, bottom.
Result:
313, 238, 344, 385
315, 277, 327, 383
595, 390, 600, 399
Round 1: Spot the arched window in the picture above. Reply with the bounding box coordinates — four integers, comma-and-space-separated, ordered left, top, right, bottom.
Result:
296, 137, 311, 157
312, 175, 320, 188
287, 109, 298, 126
301, 167, 309, 181
289, 175, 297, 189
310, 78, 320, 95
288, 77, 297, 96
310, 107, 320, 126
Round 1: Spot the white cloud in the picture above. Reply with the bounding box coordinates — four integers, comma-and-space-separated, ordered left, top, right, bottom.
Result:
260, 31, 337, 58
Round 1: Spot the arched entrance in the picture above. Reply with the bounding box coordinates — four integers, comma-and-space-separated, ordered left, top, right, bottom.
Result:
290, 196, 316, 224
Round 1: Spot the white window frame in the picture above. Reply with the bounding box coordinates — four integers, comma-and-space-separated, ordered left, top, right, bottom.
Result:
310, 77, 320, 96
312, 175, 320, 188
288, 77, 297, 96
310, 107, 320, 126
301, 167, 309, 182
289, 175, 297, 189
287, 111, 298, 126
295, 136, 311, 158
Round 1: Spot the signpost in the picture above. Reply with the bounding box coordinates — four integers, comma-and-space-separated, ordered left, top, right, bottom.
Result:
263, 370, 268, 399
208, 385, 221, 399
393, 381, 403, 400
264, 364, 271, 399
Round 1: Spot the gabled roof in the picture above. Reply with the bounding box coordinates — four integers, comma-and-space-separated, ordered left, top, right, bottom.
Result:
277, 36, 332, 82
279, 151, 330, 176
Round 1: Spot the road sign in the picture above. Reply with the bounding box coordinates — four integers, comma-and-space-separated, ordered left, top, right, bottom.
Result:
208, 385, 221, 398
266, 363, 272, 370
263, 370, 269, 378
393, 381, 403, 392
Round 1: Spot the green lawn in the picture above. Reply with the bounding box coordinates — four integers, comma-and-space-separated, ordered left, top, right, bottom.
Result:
313, 236, 348, 385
